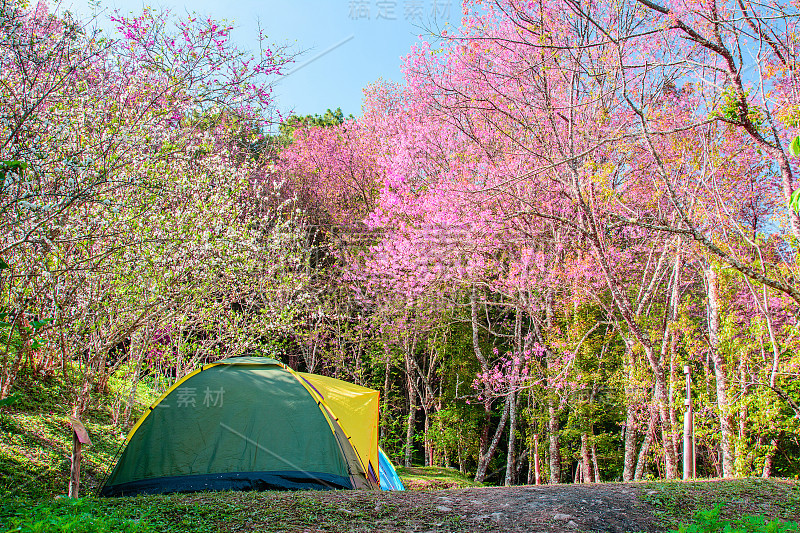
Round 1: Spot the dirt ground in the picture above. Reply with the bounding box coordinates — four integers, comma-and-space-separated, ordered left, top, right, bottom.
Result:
286, 483, 664, 532
406, 484, 662, 532
291, 479, 800, 532
151, 478, 800, 532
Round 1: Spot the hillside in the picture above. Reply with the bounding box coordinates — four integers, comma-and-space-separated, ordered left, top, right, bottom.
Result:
0, 366, 158, 499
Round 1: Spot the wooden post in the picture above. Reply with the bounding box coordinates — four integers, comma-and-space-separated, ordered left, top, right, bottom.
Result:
683, 366, 694, 480
68, 416, 92, 498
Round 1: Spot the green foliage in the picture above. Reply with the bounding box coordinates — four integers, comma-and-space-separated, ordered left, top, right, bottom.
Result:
714, 87, 765, 127
0, 312, 54, 358
428, 404, 481, 466
672, 504, 799, 533
789, 136, 800, 157
792, 188, 800, 212
0, 160, 27, 180
0, 393, 21, 408
641, 479, 800, 527
0, 497, 152, 533
276, 107, 353, 144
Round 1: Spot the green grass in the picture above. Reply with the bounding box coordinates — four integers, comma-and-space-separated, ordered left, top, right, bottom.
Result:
640, 478, 800, 528
668, 504, 800, 533
0, 491, 468, 533
0, 364, 159, 499
396, 465, 483, 490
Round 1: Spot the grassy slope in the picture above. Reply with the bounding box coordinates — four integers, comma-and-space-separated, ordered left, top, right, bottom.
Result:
395, 466, 483, 490
0, 365, 159, 499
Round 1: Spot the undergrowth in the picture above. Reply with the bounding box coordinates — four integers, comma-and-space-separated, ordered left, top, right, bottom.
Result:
672, 504, 800, 533
0, 363, 159, 499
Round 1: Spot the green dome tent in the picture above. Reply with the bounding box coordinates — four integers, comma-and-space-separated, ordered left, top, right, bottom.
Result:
100, 357, 390, 496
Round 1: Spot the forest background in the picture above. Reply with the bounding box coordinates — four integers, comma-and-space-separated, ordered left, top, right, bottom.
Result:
2, 0, 800, 488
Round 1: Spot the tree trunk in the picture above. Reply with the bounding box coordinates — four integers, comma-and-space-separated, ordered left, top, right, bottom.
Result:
424, 409, 431, 467
505, 390, 518, 486
381, 357, 391, 442
622, 402, 638, 481
666, 252, 683, 460
635, 408, 658, 480
474, 397, 510, 483
405, 370, 416, 467
548, 396, 561, 483
405, 397, 416, 467
580, 433, 593, 483
647, 347, 679, 479
762, 437, 778, 478
505, 305, 523, 486
591, 442, 601, 483
68, 432, 82, 498
706, 266, 734, 478
622, 342, 638, 482
737, 356, 748, 476
533, 433, 541, 485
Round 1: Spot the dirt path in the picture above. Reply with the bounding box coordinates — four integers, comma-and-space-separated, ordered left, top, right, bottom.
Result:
410, 484, 661, 532
296, 483, 664, 532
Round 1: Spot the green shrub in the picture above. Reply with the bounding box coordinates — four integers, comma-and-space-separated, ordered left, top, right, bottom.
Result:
672, 504, 800, 533
1, 497, 152, 533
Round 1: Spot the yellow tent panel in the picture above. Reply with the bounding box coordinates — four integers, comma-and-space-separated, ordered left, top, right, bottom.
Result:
297, 372, 380, 483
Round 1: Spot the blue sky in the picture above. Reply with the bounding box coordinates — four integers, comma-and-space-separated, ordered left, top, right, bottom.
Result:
64, 0, 459, 120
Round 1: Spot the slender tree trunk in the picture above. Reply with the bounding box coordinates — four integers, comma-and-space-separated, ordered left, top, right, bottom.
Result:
666, 252, 683, 460
474, 397, 510, 483
622, 343, 638, 482
580, 433, 593, 483
423, 409, 431, 467
533, 433, 541, 485
737, 357, 748, 476
635, 408, 658, 480
381, 357, 391, 442
505, 305, 523, 486
762, 437, 778, 478
457, 431, 465, 474
405, 390, 416, 468
622, 403, 638, 481
649, 352, 679, 479
470, 286, 510, 483
505, 390, 518, 486
548, 396, 561, 483
706, 266, 734, 477
591, 442, 601, 482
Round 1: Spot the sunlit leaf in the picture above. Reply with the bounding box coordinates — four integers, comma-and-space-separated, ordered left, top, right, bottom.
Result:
791, 188, 800, 213
790, 136, 800, 156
